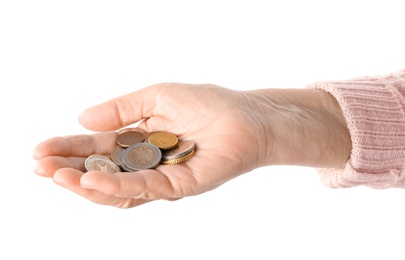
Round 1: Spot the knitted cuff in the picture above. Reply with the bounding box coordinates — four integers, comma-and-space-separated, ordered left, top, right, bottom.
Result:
307, 70, 405, 189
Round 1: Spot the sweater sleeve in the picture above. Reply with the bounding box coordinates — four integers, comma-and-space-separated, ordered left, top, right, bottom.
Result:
307, 70, 405, 189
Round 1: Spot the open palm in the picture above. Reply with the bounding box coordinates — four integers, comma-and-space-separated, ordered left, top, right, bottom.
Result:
33, 83, 269, 208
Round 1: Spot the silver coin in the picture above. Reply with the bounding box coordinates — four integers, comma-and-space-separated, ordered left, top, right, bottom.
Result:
85, 155, 121, 173
162, 141, 195, 160
119, 160, 134, 172
121, 143, 162, 171
111, 145, 126, 166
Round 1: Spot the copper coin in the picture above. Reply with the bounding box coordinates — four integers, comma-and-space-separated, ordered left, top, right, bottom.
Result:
111, 145, 126, 166
117, 127, 146, 135
85, 155, 121, 173
121, 143, 162, 171
143, 131, 161, 142
162, 141, 195, 161
116, 130, 145, 148
147, 131, 178, 150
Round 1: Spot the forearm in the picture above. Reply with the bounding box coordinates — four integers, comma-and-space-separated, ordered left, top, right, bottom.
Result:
244, 88, 351, 169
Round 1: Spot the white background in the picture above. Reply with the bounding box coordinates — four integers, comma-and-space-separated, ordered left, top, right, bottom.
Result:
1, 1, 405, 259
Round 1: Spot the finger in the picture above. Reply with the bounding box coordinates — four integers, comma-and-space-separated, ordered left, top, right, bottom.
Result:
34, 156, 86, 178
80, 165, 195, 200
54, 168, 150, 208
33, 132, 117, 160
78, 84, 162, 132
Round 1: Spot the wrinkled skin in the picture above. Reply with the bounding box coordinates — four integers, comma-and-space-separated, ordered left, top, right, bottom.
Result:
33, 83, 350, 208
33, 83, 272, 208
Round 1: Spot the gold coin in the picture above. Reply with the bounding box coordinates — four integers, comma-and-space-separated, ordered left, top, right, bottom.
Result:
147, 131, 178, 150
143, 131, 155, 141
161, 149, 195, 165
116, 130, 145, 148
143, 131, 163, 143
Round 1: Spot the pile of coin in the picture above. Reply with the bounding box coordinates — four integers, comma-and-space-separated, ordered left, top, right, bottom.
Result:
84, 130, 196, 173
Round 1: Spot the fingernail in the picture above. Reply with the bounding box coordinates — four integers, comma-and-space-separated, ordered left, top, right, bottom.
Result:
78, 107, 93, 126
80, 174, 92, 188
53, 171, 65, 186
34, 162, 46, 176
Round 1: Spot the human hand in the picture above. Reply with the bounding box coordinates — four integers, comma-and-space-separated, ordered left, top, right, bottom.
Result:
33, 83, 270, 208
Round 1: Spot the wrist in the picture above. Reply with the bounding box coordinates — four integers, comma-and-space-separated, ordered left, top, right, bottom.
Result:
244, 88, 351, 168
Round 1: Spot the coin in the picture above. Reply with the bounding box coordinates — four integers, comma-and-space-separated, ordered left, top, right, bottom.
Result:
147, 131, 178, 150
119, 160, 134, 172
116, 130, 145, 147
90, 153, 112, 160
121, 142, 162, 171
117, 127, 146, 135
161, 149, 195, 165
161, 141, 195, 161
85, 155, 121, 173
85, 129, 195, 172
111, 145, 126, 166
144, 131, 174, 144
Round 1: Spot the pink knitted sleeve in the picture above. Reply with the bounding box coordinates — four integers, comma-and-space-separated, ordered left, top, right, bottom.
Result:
307, 70, 405, 189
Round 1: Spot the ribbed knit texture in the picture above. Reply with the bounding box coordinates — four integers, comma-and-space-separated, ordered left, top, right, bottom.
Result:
307, 70, 405, 189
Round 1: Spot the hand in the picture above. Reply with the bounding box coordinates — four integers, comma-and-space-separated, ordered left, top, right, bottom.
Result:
33, 83, 270, 208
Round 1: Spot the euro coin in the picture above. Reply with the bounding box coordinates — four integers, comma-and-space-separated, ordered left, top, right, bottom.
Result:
161, 141, 195, 161
143, 131, 158, 142
85, 155, 121, 173
147, 131, 178, 150
121, 142, 162, 171
84, 129, 196, 173
117, 127, 146, 135
161, 149, 195, 165
111, 145, 126, 166
119, 160, 134, 172
116, 130, 145, 148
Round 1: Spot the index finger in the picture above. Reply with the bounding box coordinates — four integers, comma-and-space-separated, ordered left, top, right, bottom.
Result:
33, 132, 118, 160
78, 84, 161, 132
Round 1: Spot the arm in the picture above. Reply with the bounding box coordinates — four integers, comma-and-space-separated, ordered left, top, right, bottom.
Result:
32, 70, 405, 208
243, 88, 351, 169
307, 69, 405, 189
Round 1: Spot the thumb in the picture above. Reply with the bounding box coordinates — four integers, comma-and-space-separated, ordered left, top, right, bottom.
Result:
78, 85, 159, 131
